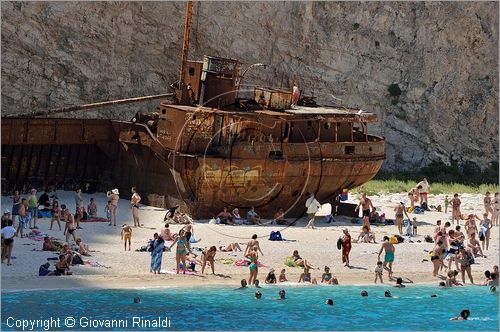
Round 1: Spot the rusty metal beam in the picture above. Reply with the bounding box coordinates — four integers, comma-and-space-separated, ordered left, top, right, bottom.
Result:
7, 93, 173, 118
177, 0, 194, 104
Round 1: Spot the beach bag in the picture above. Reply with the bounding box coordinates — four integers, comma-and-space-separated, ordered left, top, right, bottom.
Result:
421, 202, 429, 211
389, 236, 398, 244
337, 237, 342, 250
340, 189, 348, 201
269, 231, 283, 241
424, 235, 434, 243
414, 207, 423, 214
72, 254, 84, 265
397, 235, 404, 243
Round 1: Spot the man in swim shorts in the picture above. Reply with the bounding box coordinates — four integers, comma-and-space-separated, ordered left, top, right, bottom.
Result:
355, 192, 374, 218
378, 236, 395, 279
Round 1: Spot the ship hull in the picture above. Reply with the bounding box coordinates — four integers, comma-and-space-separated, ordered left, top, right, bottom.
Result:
2, 118, 384, 218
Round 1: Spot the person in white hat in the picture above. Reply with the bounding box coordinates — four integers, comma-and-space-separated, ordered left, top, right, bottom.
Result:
106, 189, 120, 226
2, 209, 12, 229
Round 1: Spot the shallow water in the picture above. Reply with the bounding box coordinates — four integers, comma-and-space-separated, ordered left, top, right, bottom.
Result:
1, 285, 498, 330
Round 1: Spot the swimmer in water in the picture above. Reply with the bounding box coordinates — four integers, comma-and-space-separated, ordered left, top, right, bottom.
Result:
450, 309, 470, 320
325, 299, 334, 305
384, 290, 392, 298
490, 285, 497, 293
254, 279, 262, 288
255, 291, 262, 299
236, 279, 248, 290
361, 290, 368, 297
277, 289, 286, 300
133, 297, 141, 304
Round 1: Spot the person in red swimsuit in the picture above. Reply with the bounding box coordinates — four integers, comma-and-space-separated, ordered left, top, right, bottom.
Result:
341, 228, 352, 267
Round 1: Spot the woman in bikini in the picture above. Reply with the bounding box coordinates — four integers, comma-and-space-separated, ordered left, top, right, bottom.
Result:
201, 246, 217, 274
50, 200, 61, 231
131, 187, 141, 228
464, 214, 478, 240
457, 248, 474, 284
298, 267, 317, 284
321, 266, 338, 284
484, 192, 493, 219
492, 192, 499, 226
393, 202, 409, 235
246, 246, 259, 286
106, 189, 120, 226
170, 229, 189, 274
291, 250, 314, 269
160, 223, 177, 242
219, 243, 242, 252
63, 208, 78, 243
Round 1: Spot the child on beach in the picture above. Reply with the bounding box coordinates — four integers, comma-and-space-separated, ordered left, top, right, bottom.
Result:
444, 195, 449, 214
412, 217, 418, 236
279, 268, 288, 282
87, 198, 97, 219
121, 224, 132, 251
374, 261, 383, 283
105, 201, 112, 225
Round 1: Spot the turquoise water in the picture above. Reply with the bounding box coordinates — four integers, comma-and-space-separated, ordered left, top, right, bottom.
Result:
1, 285, 498, 330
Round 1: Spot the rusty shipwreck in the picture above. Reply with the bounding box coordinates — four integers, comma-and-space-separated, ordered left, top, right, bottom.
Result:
1, 2, 385, 218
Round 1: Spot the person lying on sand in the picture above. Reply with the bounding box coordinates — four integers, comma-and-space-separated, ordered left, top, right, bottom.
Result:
42, 237, 56, 251
292, 250, 315, 269
219, 243, 242, 252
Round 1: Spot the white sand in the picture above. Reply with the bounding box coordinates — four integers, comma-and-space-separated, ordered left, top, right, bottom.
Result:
1, 190, 498, 290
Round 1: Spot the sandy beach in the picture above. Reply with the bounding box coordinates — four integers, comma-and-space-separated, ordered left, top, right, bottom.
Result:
1, 190, 498, 291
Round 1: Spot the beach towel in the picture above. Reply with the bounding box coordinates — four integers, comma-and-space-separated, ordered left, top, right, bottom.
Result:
84, 260, 111, 268
80, 218, 108, 223
150, 240, 165, 272
37, 211, 52, 218
159, 269, 197, 275
284, 256, 298, 267
216, 258, 235, 265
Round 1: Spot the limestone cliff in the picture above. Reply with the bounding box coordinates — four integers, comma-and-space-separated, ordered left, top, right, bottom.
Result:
1, 1, 498, 171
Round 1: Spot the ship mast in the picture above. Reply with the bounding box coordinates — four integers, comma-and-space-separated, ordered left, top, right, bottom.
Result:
177, 0, 194, 104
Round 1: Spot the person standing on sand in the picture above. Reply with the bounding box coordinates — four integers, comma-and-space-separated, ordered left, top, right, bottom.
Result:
378, 236, 395, 279
244, 234, 264, 256
355, 193, 374, 218
150, 235, 165, 274
1, 220, 16, 266
484, 192, 494, 219
305, 193, 321, 229
457, 247, 474, 284
450, 194, 461, 225
74, 188, 84, 228
170, 229, 189, 274
491, 192, 499, 226
28, 189, 38, 229
341, 228, 351, 267
63, 208, 78, 243
16, 199, 29, 238
393, 202, 410, 235
107, 189, 120, 226
131, 187, 141, 228
444, 195, 449, 214
121, 224, 132, 251
11, 191, 21, 218
246, 245, 259, 286
479, 213, 492, 251
416, 177, 430, 208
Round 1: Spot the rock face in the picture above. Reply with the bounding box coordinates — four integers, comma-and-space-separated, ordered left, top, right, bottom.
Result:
1, 1, 498, 171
